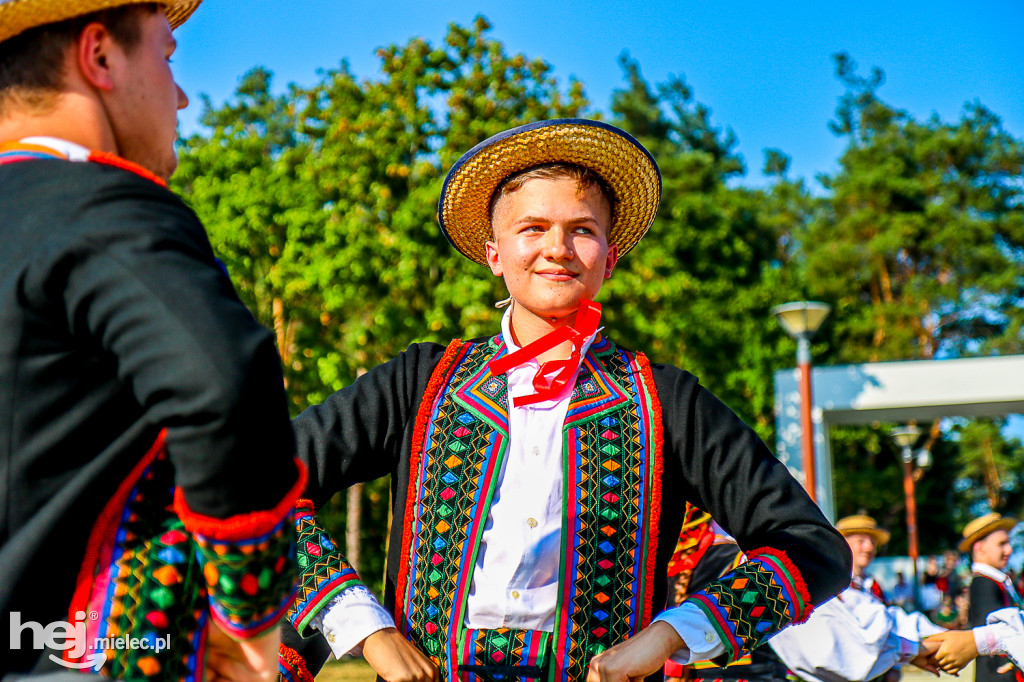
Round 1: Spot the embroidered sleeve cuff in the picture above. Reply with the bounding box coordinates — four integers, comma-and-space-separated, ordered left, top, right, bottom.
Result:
289, 499, 365, 637
685, 548, 812, 662
653, 602, 725, 665
175, 459, 307, 639
312, 586, 396, 657
279, 644, 315, 682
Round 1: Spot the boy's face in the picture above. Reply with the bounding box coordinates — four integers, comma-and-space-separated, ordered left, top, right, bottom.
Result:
485, 177, 618, 321
973, 530, 1012, 570
845, 533, 877, 573
101, 9, 188, 179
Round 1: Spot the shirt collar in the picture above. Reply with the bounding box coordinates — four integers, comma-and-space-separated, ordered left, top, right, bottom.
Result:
20, 136, 91, 162
973, 561, 1010, 583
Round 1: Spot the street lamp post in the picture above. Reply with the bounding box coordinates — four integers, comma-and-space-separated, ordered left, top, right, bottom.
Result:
891, 425, 923, 607
771, 301, 831, 503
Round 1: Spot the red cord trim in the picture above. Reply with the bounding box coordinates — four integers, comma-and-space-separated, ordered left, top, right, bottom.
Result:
393, 339, 467, 627
278, 644, 315, 682
636, 351, 665, 627
747, 546, 814, 623
67, 430, 168, 642
88, 150, 167, 187
174, 458, 308, 541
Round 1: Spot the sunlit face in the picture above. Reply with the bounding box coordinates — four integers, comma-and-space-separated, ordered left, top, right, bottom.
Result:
845, 533, 877, 575
973, 530, 1013, 571
485, 177, 617, 322
103, 10, 188, 179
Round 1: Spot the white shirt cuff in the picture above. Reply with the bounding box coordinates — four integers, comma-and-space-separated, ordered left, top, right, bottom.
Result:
975, 624, 1002, 656
311, 584, 395, 657
897, 636, 919, 663
653, 602, 726, 665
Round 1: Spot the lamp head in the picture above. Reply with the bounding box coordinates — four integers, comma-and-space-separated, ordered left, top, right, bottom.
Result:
771, 301, 831, 339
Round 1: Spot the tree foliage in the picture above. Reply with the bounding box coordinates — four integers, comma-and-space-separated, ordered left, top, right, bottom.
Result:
172, 30, 1024, 578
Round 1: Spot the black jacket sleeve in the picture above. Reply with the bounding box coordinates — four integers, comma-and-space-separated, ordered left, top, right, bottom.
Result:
37, 172, 297, 517
654, 364, 851, 608
291, 342, 446, 507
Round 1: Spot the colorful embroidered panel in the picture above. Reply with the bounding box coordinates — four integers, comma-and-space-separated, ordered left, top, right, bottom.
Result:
288, 500, 362, 635
688, 548, 812, 662
554, 341, 662, 681
401, 339, 508, 675
457, 628, 552, 682
191, 514, 297, 639
396, 336, 664, 682
67, 437, 207, 682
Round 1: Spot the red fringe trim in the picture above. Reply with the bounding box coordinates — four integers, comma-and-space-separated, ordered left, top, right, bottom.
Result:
88, 150, 167, 188
294, 498, 315, 514
747, 546, 814, 623
66, 429, 168, 656
636, 351, 665, 628
174, 458, 308, 541
393, 339, 467, 627
278, 644, 315, 682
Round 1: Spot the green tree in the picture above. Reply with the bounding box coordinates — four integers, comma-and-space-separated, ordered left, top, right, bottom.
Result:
602, 55, 806, 441
804, 54, 1024, 548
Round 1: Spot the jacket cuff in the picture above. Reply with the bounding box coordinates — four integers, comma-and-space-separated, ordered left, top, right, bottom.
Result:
175, 459, 308, 638
685, 547, 812, 662
289, 499, 364, 636
278, 644, 315, 682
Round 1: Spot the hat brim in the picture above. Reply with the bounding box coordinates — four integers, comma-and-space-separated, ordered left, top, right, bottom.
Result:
839, 527, 891, 547
438, 119, 662, 265
0, 0, 202, 44
958, 518, 1018, 553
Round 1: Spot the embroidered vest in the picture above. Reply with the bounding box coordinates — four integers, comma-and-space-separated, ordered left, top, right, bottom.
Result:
392, 335, 665, 682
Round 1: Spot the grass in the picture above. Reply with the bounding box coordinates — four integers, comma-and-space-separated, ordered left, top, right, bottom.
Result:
315, 658, 376, 682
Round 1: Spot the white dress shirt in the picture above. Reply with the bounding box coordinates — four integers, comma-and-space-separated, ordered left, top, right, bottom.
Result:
314, 307, 723, 664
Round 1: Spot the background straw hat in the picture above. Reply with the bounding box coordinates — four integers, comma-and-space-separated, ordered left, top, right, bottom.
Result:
958, 513, 1018, 553
835, 514, 891, 547
0, 0, 202, 44
438, 119, 662, 265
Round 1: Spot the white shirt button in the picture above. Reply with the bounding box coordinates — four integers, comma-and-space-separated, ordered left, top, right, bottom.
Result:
527, 517, 538, 528
704, 632, 716, 643
511, 591, 520, 599
327, 632, 335, 643
531, 446, 540, 456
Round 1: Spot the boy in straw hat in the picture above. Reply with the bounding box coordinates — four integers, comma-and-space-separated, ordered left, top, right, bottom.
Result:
0, 3, 306, 681
281, 119, 851, 682
959, 513, 1022, 682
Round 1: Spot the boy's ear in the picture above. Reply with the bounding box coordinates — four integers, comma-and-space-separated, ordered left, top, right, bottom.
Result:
485, 240, 503, 277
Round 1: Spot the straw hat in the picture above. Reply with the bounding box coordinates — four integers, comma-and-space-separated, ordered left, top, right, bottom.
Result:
835, 514, 891, 547
438, 119, 662, 265
958, 513, 1018, 553
0, 0, 202, 44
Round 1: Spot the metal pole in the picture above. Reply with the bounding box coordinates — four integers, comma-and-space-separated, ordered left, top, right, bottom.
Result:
797, 335, 816, 503
902, 448, 921, 607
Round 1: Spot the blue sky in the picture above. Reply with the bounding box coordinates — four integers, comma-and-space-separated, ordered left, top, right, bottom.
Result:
173, 0, 1024, 188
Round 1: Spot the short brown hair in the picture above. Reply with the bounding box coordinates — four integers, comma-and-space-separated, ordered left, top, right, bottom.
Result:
488, 162, 615, 224
0, 4, 158, 115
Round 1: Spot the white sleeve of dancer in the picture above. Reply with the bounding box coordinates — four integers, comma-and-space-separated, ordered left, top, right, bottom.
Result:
769, 592, 907, 682
311, 585, 396, 657
979, 608, 1024, 667
652, 602, 726, 664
